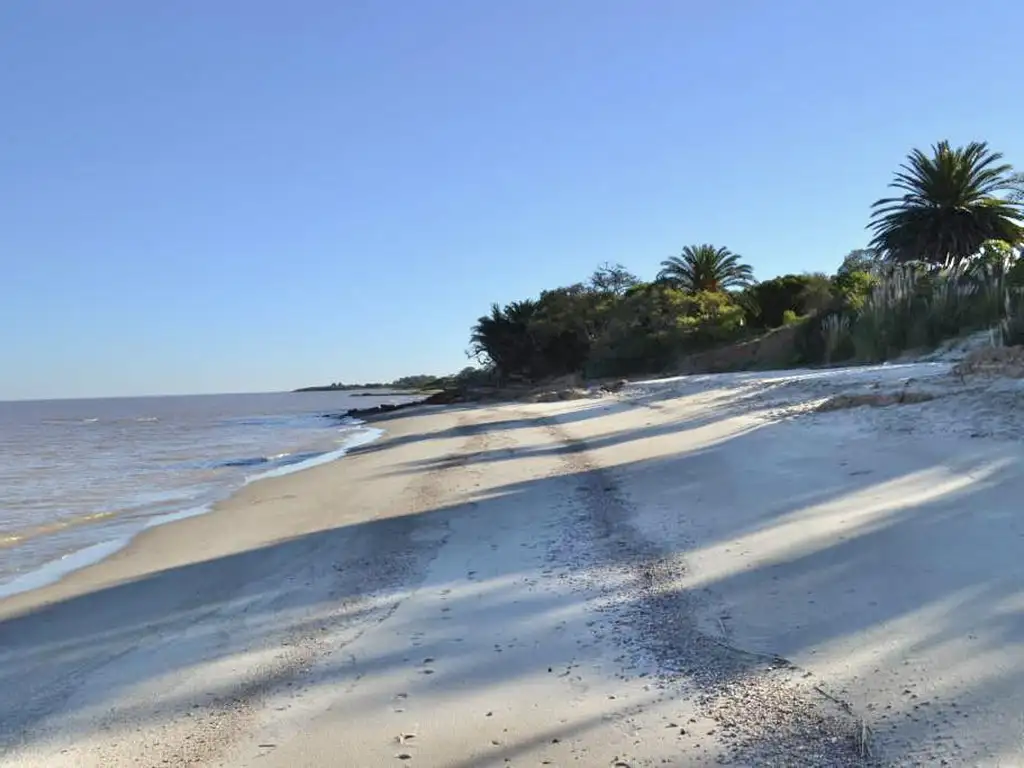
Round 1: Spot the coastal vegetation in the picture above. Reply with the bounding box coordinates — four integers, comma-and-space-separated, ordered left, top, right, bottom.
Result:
293, 374, 441, 393
467, 140, 1024, 383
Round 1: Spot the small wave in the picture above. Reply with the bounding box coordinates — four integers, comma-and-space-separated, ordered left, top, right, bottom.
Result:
144, 503, 212, 529
245, 427, 384, 483
218, 456, 272, 468
217, 450, 328, 470
321, 413, 365, 427
221, 414, 321, 428
0, 422, 386, 600
0, 537, 131, 600
274, 450, 324, 466
136, 417, 159, 423
0, 503, 213, 601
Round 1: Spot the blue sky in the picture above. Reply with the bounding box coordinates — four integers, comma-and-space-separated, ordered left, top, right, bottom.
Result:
2, 1, 1022, 399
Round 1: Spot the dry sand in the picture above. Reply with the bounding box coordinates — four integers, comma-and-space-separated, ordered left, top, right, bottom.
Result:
1, 363, 1023, 766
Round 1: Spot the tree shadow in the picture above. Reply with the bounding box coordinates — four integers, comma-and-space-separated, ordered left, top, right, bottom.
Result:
349, 400, 617, 458
618, 362, 949, 410
549, 390, 1024, 762
0, 391, 1021, 764
384, 384, 791, 476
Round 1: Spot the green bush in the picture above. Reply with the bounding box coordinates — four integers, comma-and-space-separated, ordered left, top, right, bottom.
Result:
744, 273, 833, 329
831, 269, 878, 312
586, 287, 746, 377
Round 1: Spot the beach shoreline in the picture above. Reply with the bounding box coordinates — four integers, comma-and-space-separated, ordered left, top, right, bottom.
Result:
0, 401, 400, 602
0, 408, 421, 617
3, 366, 1024, 766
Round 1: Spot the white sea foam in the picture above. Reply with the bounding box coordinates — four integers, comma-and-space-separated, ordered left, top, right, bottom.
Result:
246, 425, 385, 483
143, 503, 213, 529
0, 536, 131, 600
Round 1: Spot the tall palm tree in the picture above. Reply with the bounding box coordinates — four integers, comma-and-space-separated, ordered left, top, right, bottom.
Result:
657, 244, 754, 292
868, 141, 1023, 268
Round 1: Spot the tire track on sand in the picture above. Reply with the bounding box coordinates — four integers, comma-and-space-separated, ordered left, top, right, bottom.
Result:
537, 414, 876, 767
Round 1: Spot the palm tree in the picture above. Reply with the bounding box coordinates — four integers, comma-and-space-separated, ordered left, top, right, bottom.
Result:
1010, 171, 1024, 204
657, 244, 755, 292
868, 141, 1023, 268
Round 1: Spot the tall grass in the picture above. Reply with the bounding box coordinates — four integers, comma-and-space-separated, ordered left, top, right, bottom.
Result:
820, 312, 851, 364
1000, 288, 1024, 346
824, 259, 1022, 364
850, 267, 919, 361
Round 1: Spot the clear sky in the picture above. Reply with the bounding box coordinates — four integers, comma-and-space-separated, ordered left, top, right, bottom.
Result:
2, 1, 1022, 399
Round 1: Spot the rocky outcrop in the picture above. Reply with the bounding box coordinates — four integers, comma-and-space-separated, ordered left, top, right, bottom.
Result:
325, 388, 467, 421
423, 389, 463, 405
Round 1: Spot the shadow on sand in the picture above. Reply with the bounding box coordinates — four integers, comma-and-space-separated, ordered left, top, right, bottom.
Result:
0, 389, 1021, 764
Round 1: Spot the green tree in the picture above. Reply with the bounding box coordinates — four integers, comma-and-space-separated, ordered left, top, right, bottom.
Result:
868, 141, 1023, 268
656, 244, 755, 292
831, 270, 878, 312
469, 300, 541, 379
589, 262, 639, 296
531, 284, 611, 376
837, 248, 884, 277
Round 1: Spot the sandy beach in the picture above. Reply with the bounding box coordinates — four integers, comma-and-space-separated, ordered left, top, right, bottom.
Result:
2, 364, 1024, 766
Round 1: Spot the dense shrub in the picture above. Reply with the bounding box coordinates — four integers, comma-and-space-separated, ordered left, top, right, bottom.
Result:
587, 287, 745, 377
469, 237, 1022, 381
745, 273, 833, 329
831, 269, 878, 311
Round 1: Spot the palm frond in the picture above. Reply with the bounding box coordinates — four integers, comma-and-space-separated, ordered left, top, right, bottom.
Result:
869, 141, 1024, 267
657, 244, 755, 292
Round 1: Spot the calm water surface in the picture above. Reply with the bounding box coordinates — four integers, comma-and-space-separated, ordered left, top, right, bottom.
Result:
0, 391, 413, 595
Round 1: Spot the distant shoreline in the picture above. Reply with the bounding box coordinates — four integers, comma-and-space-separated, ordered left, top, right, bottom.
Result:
292, 385, 420, 394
